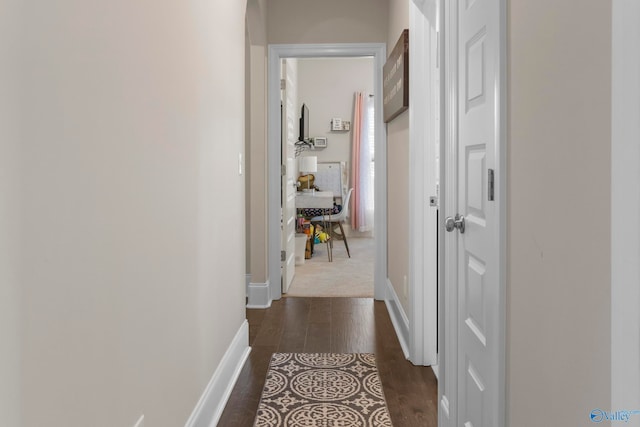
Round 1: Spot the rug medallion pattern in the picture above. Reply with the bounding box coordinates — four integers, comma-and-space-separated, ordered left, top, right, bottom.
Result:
254, 353, 393, 427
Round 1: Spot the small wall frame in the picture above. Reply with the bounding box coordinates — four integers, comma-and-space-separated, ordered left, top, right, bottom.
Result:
313, 137, 327, 148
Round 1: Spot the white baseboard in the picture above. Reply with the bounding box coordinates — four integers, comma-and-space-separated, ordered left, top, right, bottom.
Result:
247, 280, 271, 309
384, 278, 410, 360
431, 364, 439, 380
184, 320, 251, 427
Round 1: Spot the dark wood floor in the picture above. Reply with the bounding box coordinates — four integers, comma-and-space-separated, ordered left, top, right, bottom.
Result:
218, 297, 438, 426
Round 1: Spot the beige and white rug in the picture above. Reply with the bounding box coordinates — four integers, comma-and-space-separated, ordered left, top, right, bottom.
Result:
285, 237, 375, 298
254, 353, 393, 427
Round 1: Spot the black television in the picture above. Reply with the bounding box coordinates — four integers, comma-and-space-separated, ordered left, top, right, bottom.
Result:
299, 103, 309, 142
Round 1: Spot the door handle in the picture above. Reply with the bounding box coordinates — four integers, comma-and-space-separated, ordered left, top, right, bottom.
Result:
445, 214, 465, 234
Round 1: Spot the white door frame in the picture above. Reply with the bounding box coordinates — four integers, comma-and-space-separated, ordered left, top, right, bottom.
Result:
611, 0, 640, 412
409, 0, 439, 367
439, 0, 507, 425
281, 59, 298, 295
439, 1, 459, 421
266, 43, 387, 303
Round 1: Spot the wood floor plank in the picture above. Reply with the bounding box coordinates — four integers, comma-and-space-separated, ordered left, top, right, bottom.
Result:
278, 298, 310, 353
246, 308, 266, 345
307, 297, 331, 323
251, 303, 285, 347
331, 307, 376, 353
220, 343, 276, 427
305, 322, 331, 353
218, 297, 437, 427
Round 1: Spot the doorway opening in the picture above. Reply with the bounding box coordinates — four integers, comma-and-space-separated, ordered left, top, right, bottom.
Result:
266, 43, 388, 304
280, 56, 377, 298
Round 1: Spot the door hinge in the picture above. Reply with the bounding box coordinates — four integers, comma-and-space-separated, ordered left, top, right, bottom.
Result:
281, 250, 286, 262
281, 164, 286, 176
488, 169, 495, 201
280, 79, 286, 90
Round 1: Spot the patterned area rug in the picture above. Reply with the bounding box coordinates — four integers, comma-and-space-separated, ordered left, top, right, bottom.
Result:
254, 353, 393, 427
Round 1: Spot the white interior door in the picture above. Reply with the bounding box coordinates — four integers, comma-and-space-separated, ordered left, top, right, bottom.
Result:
281, 59, 298, 294
452, 0, 503, 425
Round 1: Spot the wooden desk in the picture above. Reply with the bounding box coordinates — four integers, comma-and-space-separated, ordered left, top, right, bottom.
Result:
295, 191, 333, 261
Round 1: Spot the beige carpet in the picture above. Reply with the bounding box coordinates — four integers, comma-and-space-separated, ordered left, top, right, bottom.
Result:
285, 237, 374, 298
253, 353, 393, 427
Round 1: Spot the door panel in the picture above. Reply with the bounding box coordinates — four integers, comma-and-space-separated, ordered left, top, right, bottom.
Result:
465, 28, 487, 112
464, 358, 486, 427
465, 254, 487, 347
466, 146, 486, 224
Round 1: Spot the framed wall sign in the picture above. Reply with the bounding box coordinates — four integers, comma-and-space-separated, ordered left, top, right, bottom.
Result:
383, 29, 409, 123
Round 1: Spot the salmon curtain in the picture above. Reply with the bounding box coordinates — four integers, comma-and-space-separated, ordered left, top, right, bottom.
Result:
350, 93, 363, 230
350, 92, 374, 232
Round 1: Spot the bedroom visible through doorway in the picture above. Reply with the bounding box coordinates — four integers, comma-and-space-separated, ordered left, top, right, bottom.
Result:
282, 57, 376, 298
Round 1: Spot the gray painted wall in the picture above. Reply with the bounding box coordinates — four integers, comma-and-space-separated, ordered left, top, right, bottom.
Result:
507, 0, 612, 424
4, 0, 248, 425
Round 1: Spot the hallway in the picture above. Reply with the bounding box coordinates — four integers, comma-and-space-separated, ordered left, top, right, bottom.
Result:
219, 298, 438, 426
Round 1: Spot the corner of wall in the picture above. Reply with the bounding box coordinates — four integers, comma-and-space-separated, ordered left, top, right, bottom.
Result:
184, 321, 251, 427
384, 278, 410, 359
247, 280, 272, 309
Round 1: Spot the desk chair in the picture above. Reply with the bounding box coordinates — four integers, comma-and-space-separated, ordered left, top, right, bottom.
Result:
310, 188, 353, 258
